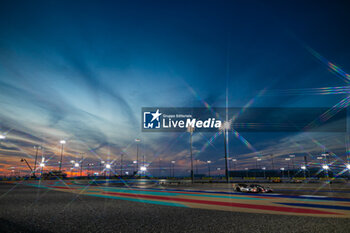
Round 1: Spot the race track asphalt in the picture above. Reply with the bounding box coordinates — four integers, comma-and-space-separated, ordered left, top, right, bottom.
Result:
0, 183, 349, 233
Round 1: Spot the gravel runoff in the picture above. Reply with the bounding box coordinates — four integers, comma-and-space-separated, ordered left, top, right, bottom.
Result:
0, 183, 349, 233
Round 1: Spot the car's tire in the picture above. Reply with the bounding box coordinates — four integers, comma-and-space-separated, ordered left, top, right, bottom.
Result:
236, 187, 241, 192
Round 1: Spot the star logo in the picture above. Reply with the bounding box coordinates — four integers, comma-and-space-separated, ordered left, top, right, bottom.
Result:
151, 109, 162, 122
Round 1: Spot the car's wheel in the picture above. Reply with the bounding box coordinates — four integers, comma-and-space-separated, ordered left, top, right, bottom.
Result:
236, 187, 241, 192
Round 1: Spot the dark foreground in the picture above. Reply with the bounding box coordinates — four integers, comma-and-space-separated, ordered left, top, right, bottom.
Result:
0, 184, 349, 233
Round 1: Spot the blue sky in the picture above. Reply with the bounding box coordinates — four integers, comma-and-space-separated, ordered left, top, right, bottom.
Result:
0, 0, 350, 176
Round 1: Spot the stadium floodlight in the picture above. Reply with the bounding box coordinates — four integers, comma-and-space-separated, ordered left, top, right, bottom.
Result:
220, 121, 231, 184
59, 140, 66, 171
280, 167, 285, 171
74, 163, 79, 168
301, 165, 306, 170
140, 166, 147, 171
133, 160, 137, 164
171, 160, 175, 164
322, 165, 329, 170
346, 164, 350, 170
220, 121, 231, 130
40, 163, 45, 167
70, 160, 75, 164
105, 164, 111, 169
285, 158, 291, 161
0, 134, 6, 140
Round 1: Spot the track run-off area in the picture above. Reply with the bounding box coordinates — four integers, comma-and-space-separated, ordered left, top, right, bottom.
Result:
6, 180, 350, 218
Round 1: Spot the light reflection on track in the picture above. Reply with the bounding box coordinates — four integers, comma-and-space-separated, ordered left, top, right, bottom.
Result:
17, 181, 350, 218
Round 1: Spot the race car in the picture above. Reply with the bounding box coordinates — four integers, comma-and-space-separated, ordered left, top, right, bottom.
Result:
249, 184, 273, 193
233, 183, 273, 193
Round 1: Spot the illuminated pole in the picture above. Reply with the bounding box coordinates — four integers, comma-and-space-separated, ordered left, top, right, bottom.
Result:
40, 160, 45, 176
106, 163, 111, 178
171, 160, 175, 177
232, 159, 237, 171
133, 160, 137, 174
80, 153, 84, 177
120, 153, 124, 176
304, 155, 308, 178
100, 161, 105, 175
301, 165, 306, 178
224, 129, 229, 182
346, 164, 350, 177
257, 158, 262, 177
135, 139, 140, 173
289, 154, 295, 177
221, 121, 231, 183
207, 160, 211, 177
322, 164, 329, 178
285, 158, 291, 179
290, 154, 295, 170
187, 126, 194, 183
262, 167, 266, 179
59, 140, 66, 171
33, 146, 41, 177
74, 161, 79, 177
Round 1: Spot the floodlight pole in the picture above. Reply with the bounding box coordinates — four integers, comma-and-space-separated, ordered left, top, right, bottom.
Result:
33, 146, 40, 177
135, 139, 140, 173
224, 128, 229, 183
136, 142, 139, 172
80, 153, 84, 177
208, 162, 211, 177
59, 143, 64, 171
120, 153, 124, 176
188, 126, 194, 184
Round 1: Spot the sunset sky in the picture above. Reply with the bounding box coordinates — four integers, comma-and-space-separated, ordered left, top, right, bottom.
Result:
1, 0, 350, 176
